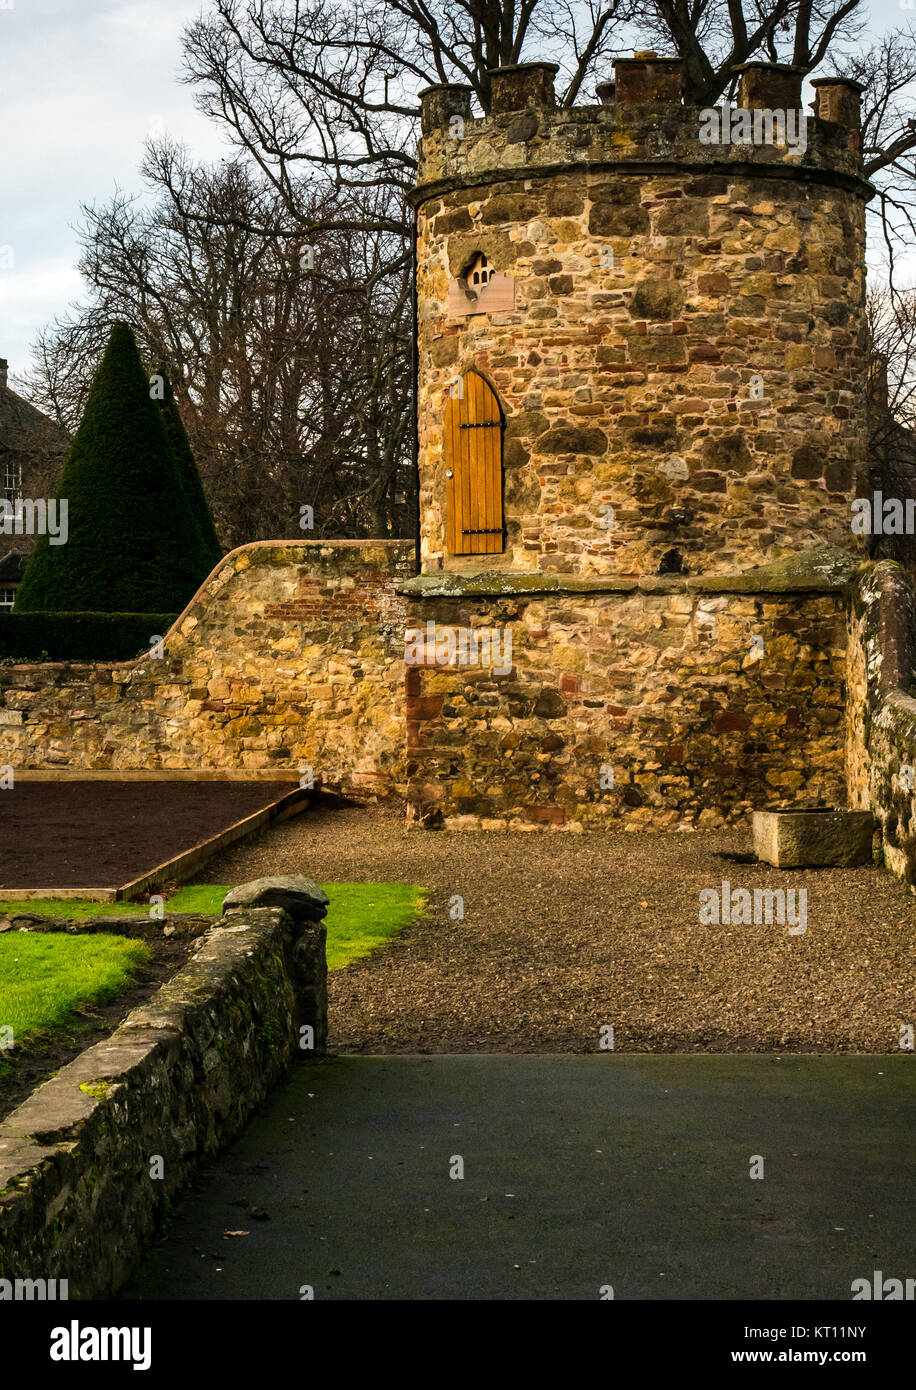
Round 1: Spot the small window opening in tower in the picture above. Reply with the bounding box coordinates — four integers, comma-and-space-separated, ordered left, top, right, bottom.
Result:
463, 253, 493, 291
658, 548, 686, 575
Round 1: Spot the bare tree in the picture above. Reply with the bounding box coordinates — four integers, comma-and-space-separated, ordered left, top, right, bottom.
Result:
641, 0, 866, 106
861, 285, 916, 574
181, 2, 916, 269
25, 0, 916, 550
22, 147, 413, 547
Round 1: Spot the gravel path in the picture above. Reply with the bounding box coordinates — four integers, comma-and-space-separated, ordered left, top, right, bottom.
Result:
201, 801, 916, 1053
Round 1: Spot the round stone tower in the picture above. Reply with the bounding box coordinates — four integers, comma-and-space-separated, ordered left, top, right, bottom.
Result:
403, 56, 871, 831
412, 56, 871, 579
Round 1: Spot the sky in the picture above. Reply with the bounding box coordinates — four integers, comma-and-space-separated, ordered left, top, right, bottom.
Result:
0, 0, 230, 382
0, 0, 912, 384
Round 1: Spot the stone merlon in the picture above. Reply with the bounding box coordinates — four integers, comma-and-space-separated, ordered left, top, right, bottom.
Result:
414, 56, 871, 204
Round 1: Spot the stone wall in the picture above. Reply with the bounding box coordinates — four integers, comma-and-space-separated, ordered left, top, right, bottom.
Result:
0, 540, 414, 795
846, 560, 916, 884
0, 905, 326, 1299
404, 547, 853, 829
414, 63, 871, 579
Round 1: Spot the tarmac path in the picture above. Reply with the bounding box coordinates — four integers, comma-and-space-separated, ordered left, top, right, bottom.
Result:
125, 1054, 915, 1301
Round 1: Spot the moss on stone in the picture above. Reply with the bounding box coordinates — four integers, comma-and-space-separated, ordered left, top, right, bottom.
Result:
399, 571, 640, 597
692, 543, 860, 594
398, 546, 860, 599
78, 1080, 111, 1099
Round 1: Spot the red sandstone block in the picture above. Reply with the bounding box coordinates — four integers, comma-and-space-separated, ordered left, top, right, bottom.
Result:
524, 806, 566, 825
202, 700, 225, 711
559, 673, 580, 694
405, 668, 421, 696
688, 345, 722, 363
406, 695, 443, 721
715, 711, 751, 732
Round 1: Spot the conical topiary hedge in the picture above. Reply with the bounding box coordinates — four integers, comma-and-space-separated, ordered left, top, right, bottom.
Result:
14, 323, 214, 614
157, 369, 222, 569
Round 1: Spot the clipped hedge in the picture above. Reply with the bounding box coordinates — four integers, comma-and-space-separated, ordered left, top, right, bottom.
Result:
14, 323, 214, 614
0, 613, 178, 662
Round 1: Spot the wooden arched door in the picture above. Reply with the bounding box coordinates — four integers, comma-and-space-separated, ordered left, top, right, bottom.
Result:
444, 371, 505, 556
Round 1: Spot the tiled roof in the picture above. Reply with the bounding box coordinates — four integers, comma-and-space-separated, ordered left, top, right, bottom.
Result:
0, 381, 70, 452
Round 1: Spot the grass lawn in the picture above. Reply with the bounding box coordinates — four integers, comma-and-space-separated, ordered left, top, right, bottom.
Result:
0, 882, 427, 970
0, 932, 151, 1046
0, 898, 150, 918
154, 882, 427, 968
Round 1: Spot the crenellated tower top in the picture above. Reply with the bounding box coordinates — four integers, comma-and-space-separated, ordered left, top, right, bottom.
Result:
414, 57, 868, 209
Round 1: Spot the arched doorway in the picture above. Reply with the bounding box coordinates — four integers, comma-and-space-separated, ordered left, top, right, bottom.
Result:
444, 371, 505, 556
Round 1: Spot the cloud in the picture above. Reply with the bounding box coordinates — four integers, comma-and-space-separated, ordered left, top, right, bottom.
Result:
1, 0, 229, 374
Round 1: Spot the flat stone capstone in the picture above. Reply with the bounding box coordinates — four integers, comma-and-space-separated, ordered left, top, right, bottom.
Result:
222, 876, 329, 923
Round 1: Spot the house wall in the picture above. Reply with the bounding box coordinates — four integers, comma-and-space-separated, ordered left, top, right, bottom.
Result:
0, 363, 70, 601
0, 540, 413, 795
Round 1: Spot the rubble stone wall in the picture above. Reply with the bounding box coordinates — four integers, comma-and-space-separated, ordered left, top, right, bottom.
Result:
0, 905, 326, 1299
0, 541, 414, 795
847, 561, 916, 883
404, 552, 852, 829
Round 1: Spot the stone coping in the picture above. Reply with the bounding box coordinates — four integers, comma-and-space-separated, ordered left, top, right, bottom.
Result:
0, 537, 415, 673
0, 912, 213, 936
412, 157, 875, 211
0, 904, 327, 1298
398, 546, 860, 599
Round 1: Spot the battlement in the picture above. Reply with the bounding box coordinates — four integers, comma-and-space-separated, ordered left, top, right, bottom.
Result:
414, 58, 869, 205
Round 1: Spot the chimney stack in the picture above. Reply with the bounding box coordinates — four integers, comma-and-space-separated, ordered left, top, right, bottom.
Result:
810, 76, 864, 146
733, 61, 805, 112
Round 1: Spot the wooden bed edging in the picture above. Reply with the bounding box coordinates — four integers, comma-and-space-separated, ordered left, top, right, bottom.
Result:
0, 787, 311, 902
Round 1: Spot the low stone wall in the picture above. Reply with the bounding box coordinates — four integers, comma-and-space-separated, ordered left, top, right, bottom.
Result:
847, 560, 916, 883
0, 540, 414, 796
0, 905, 326, 1299
403, 548, 854, 829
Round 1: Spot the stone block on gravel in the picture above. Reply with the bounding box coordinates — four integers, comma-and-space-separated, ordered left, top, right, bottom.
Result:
753, 809, 874, 868
222, 876, 329, 923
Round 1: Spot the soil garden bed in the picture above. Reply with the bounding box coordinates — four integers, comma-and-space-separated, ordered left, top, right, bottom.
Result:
0, 781, 297, 891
